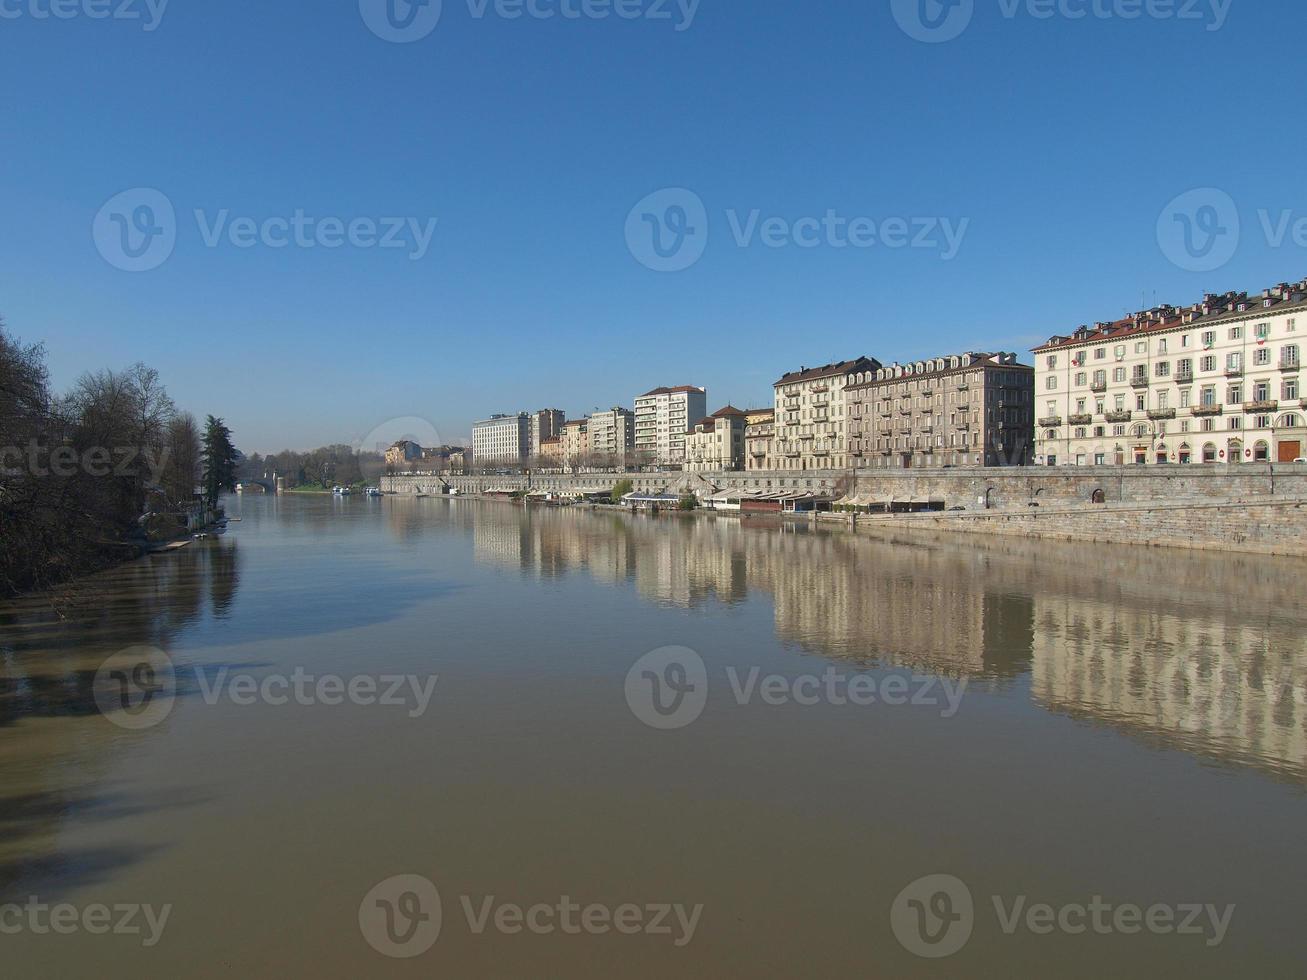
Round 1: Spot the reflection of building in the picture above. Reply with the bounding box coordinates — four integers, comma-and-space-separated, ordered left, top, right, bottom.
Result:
472, 413, 531, 465
685, 406, 747, 472
1033, 280, 1307, 467
634, 385, 707, 465
773, 358, 880, 470
846, 352, 1034, 469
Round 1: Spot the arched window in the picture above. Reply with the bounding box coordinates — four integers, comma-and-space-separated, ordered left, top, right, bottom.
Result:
1277, 413, 1303, 428
1202, 443, 1218, 463
1254, 440, 1270, 461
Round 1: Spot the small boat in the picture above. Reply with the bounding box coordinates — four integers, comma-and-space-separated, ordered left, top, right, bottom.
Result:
364, 487, 383, 497
332, 485, 352, 496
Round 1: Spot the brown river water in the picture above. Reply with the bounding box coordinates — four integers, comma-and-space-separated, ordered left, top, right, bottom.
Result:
1, 494, 1305, 977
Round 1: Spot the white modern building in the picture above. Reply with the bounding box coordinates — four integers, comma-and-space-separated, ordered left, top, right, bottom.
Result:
588, 407, 635, 467
472, 413, 531, 465
1034, 281, 1307, 466
633, 385, 707, 466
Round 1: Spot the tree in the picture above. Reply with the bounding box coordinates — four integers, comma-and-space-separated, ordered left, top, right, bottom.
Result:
611, 479, 633, 504
201, 416, 239, 508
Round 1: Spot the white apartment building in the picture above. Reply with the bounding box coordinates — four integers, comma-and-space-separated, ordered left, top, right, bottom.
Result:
684, 406, 747, 472
633, 385, 707, 466
587, 407, 635, 466
472, 413, 530, 465
1034, 281, 1307, 466
773, 357, 880, 471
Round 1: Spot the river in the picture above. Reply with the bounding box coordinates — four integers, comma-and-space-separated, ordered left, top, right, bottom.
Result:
1, 494, 1305, 977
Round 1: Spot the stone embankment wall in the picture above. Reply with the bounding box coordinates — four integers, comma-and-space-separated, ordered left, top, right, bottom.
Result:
833, 497, 1307, 557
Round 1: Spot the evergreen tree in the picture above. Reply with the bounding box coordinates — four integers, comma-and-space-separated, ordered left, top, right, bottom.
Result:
201, 415, 239, 508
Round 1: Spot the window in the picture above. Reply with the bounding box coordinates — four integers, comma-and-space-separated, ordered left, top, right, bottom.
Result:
1158, 391, 1170, 410
1074, 427, 1087, 439
1180, 389, 1192, 408
1289, 318, 1298, 333
1284, 345, 1300, 368
1200, 386, 1216, 406
1094, 453, 1106, 465
1229, 417, 1242, 430
1046, 355, 1058, 370
1254, 381, 1271, 401
1093, 369, 1106, 387
1202, 443, 1217, 462
1227, 384, 1243, 405
1113, 367, 1127, 383
1200, 355, 1217, 372
1201, 418, 1215, 432
1074, 371, 1087, 386
1135, 394, 1146, 410
1227, 352, 1242, 372
1045, 377, 1058, 390
1094, 348, 1106, 360
1181, 335, 1192, 348
1256, 322, 1271, 340
1202, 331, 1216, 348
1177, 358, 1192, 377
1114, 395, 1125, 410
1255, 415, 1271, 429
1114, 345, 1126, 360
1135, 341, 1148, 354
1112, 424, 1126, 436
1229, 326, 1243, 340
1285, 378, 1299, 400
1255, 347, 1271, 366
1155, 361, 1170, 378
1076, 398, 1087, 412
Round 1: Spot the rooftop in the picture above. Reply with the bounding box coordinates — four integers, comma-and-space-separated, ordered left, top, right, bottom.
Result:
638, 385, 706, 398
774, 357, 881, 386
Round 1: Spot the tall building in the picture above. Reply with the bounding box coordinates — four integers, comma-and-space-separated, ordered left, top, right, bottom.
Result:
1033, 280, 1307, 466
561, 418, 590, 471
684, 406, 748, 472
529, 409, 565, 458
772, 357, 880, 471
472, 413, 531, 466
847, 353, 1034, 469
633, 385, 707, 466
588, 407, 635, 467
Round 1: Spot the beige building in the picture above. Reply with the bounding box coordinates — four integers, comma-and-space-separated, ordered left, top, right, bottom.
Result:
744, 408, 776, 471
847, 352, 1034, 469
588, 407, 636, 468
684, 406, 747, 472
773, 358, 880, 471
561, 418, 589, 471
529, 409, 566, 457
421, 445, 471, 474
385, 440, 423, 470
1034, 280, 1307, 466
633, 385, 707, 466
539, 436, 564, 470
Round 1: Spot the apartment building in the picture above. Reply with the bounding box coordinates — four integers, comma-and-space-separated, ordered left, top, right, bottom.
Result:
561, 418, 589, 470
384, 440, 423, 469
633, 385, 707, 466
471, 413, 530, 464
587, 407, 636, 467
684, 406, 747, 472
1034, 280, 1307, 466
420, 445, 471, 474
772, 358, 880, 471
539, 437, 564, 470
529, 409, 566, 458
744, 408, 776, 471
847, 352, 1034, 469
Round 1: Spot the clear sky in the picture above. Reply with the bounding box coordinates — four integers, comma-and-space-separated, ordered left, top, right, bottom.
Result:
3, 0, 1303, 453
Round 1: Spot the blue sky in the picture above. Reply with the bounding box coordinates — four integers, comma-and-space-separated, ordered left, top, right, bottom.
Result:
3, 0, 1303, 453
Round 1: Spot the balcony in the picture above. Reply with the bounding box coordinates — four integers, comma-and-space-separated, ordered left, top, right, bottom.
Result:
957, 420, 971, 430
1147, 409, 1177, 421
1038, 416, 1063, 427
1281, 359, 1301, 372
1068, 414, 1093, 426
1192, 404, 1224, 417
1090, 381, 1108, 393
1104, 410, 1132, 423
1130, 376, 1150, 388
1244, 400, 1279, 413
956, 381, 969, 391
1225, 366, 1244, 377
1175, 371, 1194, 384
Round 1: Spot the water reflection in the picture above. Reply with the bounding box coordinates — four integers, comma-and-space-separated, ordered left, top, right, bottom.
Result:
414, 500, 1307, 783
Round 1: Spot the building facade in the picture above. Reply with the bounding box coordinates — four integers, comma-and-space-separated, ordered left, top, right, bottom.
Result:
421, 445, 471, 474
561, 418, 589, 471
384, 440, 423, 470
539, 436, 564, 470
1034, 281, 1307, 466
588, 407, 636, 467
684, 406, 747, 472
744, 408, 776, 471
633, 385, 708, 466
472, 413, 531, 466
773, 358, 880, 471
529, 409, 566, 458
847, 352, 1034, 469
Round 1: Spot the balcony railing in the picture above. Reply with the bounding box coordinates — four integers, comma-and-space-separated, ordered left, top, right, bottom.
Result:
1147, 409, 1177, 421
1244, 400, 1279, 413
1281, 359, 1301, 371
1175, 371, 1194, 383
1225, 366, 1244, 377
1104, 410, 1132, 423
1038, 416, 1063, 427
1192, 404, 1223, 417
1130, 376, 1150, 388
1090, 382, 1108, 393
